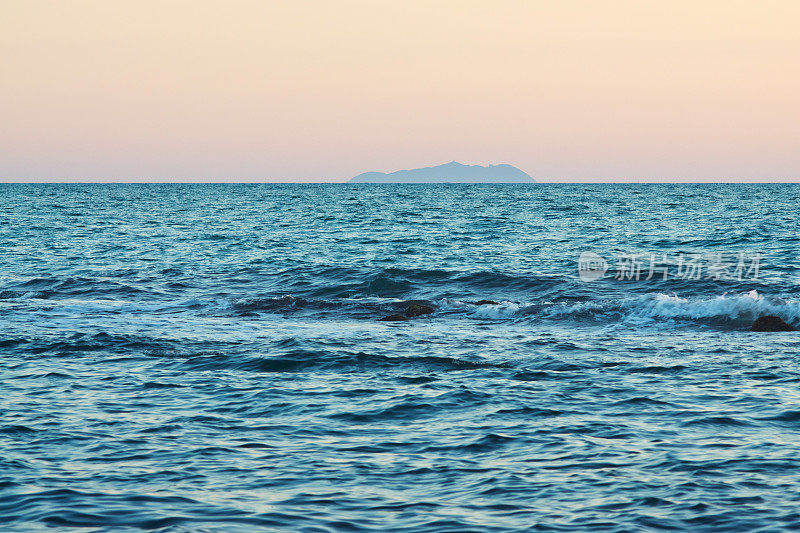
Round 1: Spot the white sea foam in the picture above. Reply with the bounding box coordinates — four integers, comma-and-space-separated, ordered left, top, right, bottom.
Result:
471, 302, 526, 319
621, 290, 800, 324
437, 298, 532, 319
444, 291, 800, 326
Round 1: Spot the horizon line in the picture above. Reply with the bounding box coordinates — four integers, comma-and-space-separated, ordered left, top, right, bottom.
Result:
1, 178, 799, 184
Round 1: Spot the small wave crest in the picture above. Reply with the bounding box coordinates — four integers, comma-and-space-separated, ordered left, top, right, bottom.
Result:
543, 290, 800, 328
441, 290, 800, 329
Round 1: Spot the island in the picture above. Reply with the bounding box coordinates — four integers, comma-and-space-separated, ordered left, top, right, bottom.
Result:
348, 161, 535, 183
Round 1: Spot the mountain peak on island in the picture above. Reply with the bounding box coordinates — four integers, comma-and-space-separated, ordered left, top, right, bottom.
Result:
349, 162, 534, 183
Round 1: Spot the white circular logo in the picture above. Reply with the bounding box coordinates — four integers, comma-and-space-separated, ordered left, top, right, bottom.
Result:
578, 251, 608, 282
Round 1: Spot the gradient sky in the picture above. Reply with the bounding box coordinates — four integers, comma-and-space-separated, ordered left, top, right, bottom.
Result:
3, 0, 799, 182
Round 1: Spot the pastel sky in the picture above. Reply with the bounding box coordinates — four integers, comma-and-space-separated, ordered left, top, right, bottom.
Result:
3, 1, 799, 182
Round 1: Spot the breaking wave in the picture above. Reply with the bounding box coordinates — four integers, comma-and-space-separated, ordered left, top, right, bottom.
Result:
441, 290, 800, 329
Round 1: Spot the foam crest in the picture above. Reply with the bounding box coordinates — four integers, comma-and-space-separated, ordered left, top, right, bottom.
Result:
624, 290, 800, 324
437, 298, 531, 319
443, 291, 800, 328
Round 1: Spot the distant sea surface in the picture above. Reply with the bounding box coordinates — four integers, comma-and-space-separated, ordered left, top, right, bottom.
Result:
3, 183, 800, 532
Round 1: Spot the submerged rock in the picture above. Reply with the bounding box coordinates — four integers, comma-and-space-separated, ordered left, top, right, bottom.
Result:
750, 315, 795, 332
405, 303, 434, 317
473, 300, 499, 306
379, 313, 409, 322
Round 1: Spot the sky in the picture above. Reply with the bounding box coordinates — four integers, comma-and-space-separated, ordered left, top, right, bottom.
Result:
2, 0, 799, 182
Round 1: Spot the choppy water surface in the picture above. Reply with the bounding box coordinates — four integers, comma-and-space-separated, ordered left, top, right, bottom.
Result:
2, 183, 800, 531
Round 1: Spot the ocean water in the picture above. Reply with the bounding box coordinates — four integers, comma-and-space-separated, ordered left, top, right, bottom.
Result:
2, 183, 800, 532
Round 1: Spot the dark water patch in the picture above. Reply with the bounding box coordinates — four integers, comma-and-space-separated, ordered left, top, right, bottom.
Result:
41, 371, 73, 378
0, 338, 27, 350
138, 423, 183, 434
511, 370, 551, 381
0, 489, 263, 530
363, 275, 412, 297
452, 271, 565, 292
742, 371, 784, 381
451, 433, 517, 453
332, 388, 383, 398
6, 276, 155, 299
237, 442, 277, 449
159, 266, 184, 276
611, 396, 673, 407
356, 353, 513, 371
329, 401, 440, 423
25, 332, 188, 356
681, 416, 752, 428
395, 374, 438, 384
628, 364, 688, 374
760, 411, 800, 423
0, 425, 39, 435
550, 422, 638, 440
493, 406, 564, 417
174, 350, 512, 374
600, 361, 630, 368
142, 381, 185, 389
536, 360, 588, 372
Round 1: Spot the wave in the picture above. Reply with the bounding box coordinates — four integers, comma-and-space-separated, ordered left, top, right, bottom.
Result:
622, 290, 800, 324
0, 276, 157, 301
174, 350, 512, 374
438, 290, 800, 329
1, 332, 236, 358
3, 265, 796, 331
21, 290, 797, 331
545, 290, 800, 328
229, 295, 435, 320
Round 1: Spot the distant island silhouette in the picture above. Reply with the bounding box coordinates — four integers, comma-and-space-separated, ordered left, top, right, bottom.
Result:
349, 162, 534, 183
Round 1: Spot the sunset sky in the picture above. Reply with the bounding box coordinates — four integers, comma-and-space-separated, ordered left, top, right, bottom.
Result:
3, 1, 799, 181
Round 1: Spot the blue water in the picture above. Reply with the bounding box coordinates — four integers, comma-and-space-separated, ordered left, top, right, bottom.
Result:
2, 183, 800, 531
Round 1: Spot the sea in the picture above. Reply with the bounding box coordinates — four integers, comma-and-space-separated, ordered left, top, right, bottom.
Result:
2, 183, 800, 532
